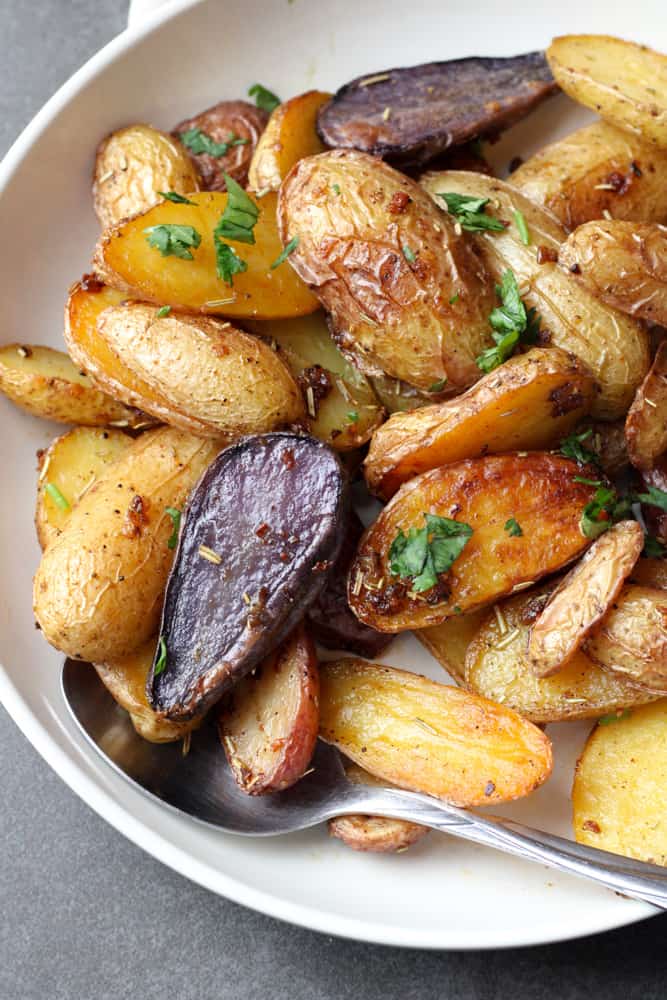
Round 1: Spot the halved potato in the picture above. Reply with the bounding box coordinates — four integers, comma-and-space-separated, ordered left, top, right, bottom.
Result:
630, 556, 667, 590
416, 609, 489, 685
584, 584, 667, 692
328, 763, 428, 853
0, 342, 145, 428
625, 341, 667, 471
464, 588, 657, 723
93, 191, 319, 320
173, 100, 268, 191
248, 90, 331, 193
349, 453, 597, 633
364, 347, 596, 498
528, 521, 644, 677
319, 659, 553, 807
547, 35, 667, 149
218, 624, 319, 794
573, 700, 667, 865
35, 426, 133, 550
93, 124, 201, 229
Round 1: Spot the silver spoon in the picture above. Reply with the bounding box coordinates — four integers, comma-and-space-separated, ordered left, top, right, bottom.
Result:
62, 658, 667, 909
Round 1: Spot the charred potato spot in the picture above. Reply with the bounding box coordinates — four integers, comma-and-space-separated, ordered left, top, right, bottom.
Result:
248, 90, 331, 193
173, 100, 269, 191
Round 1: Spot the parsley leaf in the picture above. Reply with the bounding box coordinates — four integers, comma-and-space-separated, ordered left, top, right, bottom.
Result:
248, 83, 281, 113
156, 305, 171, 318
598, 709, 632, 726
580, 485, 632, 539
347, 410, 359, 423
559, 429, 600, 467
513, 209, 530, 245
438, 192, 506, 233
643, 534, 666, 558
144, 224, 201, 259
428, 379, 447, 392
636, 485, 667, 512
504, 517, 523, 537
215, 174, 259, 245
402, 245, 416, 263
270, 236, 299, 270
158, 190, 195, 205
389, 513, 473, 593
215, 240, 248, 285
154, 636, 168, 677
45, 483, 70, 511
165, 506, 181, 550
476, 269, 540, 373
179, 127, 247, 158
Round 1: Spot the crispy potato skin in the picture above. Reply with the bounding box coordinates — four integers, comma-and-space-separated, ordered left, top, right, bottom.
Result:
319, 659, 552, 807
364, 347, 596, 498
625, 341, 667, 471
416, 609, 489, 685
584, 584, 667, 692
248, 90, 330, 193
93, 191, 319, 320
528, 521, 644, 677
278, 150, 496, 391
218, 625, 319, 794
349, 453, 597, 633
465, 588, 657, 723
173, 100, 268, 190
573, 700, 667, 865
630, 556, 667, 590
93, 125, 200, 229
328, 762, 428, 853
511, 122, 667, 230
33, 427, 220, 663
35, 427, 132, 550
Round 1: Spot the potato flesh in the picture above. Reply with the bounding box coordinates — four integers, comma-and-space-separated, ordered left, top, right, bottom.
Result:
93, 191, 319, 320
625, 340, 667, 471
416, 609, 489, 685
319, 659, 552, 807
364, 347, 596, 498
573, 700, 667, 865
349, 452, 596, 632
584, 584, 667, 692
248, 90, 331, 193
278, 150, 496, 391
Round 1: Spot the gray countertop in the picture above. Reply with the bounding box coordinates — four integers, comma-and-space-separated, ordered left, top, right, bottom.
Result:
1, 2, 667, 996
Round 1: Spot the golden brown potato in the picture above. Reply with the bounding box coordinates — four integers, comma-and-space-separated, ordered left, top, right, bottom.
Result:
328, 763, 428, 853
422, 170, 651, 419
625, 341, 667, 470
527, 521, 644, 677
630, 556, 667, 590
465, 588, 657, 723
33, 427, 220, 663
0, 342, 146, 428
547, 35, 667, 149
512, 122, 667, 231
173, 100, 269, 191
573, 700, 667, 865
364, 347, 596, 499
93, 124, 201, 229
248, 90, 330, 193
93, 191, 319, 320
416, 609, 489, 685
218, 625, 319, 794
349, 452, 597, 633
319, 659, 552, 807
95, 638, 200, 743
278, 150, 496, 392
35, 426, 132, 550
584, 584, 667, 692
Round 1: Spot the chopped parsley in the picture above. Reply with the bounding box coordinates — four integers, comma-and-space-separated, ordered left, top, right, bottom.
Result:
346, 410, 359, 423
580, 485, 631, 539
248, 83, 281, 113
437, 192, 506, 233
476, 269, 540, 373
158, 190, 195, 205
449, 293, 460, 304
215, 240, 248, 285
402, 245, 417, 263
331, 183, 341, 195
144, 224, 201, 259
559, 428, 600, 467
598, 709, 632, 726
428, 379, 447, 392
636, 485, 667, 512
389, 513, 473, 593
270, 236, 299, 270
179, 127, 248, 158
215, 174, 259, 245
45, 483, 70, 511
573, 476, 603, 486
165, 506, 181, 549
156, 305, 171, 318
643, 534, 666, 558
504, 517, 523, 537
513, 209, 530, 245
154, 636, 168, 677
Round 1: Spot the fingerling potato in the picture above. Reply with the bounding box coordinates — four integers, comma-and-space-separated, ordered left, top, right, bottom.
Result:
416, 609, 490, 685
584, 584, 667, 692
248, 90, 330, 193
625, 341, 667, 471
328, 763, 428, 853
630, 556, 667, 590
173, 100, 269, 191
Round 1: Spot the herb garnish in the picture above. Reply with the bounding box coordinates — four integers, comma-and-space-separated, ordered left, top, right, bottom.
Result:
559, 428, 600, 466
331, 183, 341, 195
504, 517, 523, 537
389, 513, 473, 593
158, 191, 195, 205
45, 483, 70, 511
643, 534, 666, 558
402, 245, 416, 263
476, 269, 540, 373
428, 379, 447, 392
154, 636, 168, 677
636, 485, 667, 512
580, 485, 631, 539
156, 305, 172, 318
215, 241, 248, 285
598, 709, 632, 726
270, 236, 299, 270
144, 224, 201, 259
165, 506, 181, 549
179, 127, 248, 158
215, 174, 259, 245
347, 410, 359, 423
513, 209, 530, 245
248, 83, 281, 113
437, 192, 506, 233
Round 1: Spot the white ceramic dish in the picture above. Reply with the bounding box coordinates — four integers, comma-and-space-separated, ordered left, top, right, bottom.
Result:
0, 0, 662, 949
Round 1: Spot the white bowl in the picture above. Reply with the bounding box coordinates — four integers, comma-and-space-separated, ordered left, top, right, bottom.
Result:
0, 0, 661, 949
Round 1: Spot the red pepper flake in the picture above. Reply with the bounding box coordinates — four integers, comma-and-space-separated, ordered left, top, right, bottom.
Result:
122, 494, 149, 537
255, 522, 270, 539
388, 191, 411, 214
582, 819, 601, 834
281, 448, 295, 470
80, 272, 105, 293
312, 560, 333, 573
279, 550, 290, 562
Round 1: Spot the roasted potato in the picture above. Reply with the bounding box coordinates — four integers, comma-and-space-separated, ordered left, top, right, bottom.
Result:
630, 556, 667, 590
349, 453, 597, 633
464, 588, 657, 723
547, 35, 667, 149
218, 624, 319, 794
416, 609, 490, 685
639, 459, 667, 543
328, 763, 428, 853
35, 426, 133, 550
173, 100, 269, 191
511, 121, 667, 230
248, 90, 330, 193
573, 700, 667, 865
0, 342, 145, 428
319, 659, 553, 806
33, 427, 220, 664
584, 584, 667, 692
92, 191, 319, 320
368, 374, 433, 415
527, 521, 644, 677
278, 150, 496, 392
422, 170, 651, 419
364, 347, 596, 499
625, 341, 667, 470
571, 420, 629, 477
93, 124, 201, 229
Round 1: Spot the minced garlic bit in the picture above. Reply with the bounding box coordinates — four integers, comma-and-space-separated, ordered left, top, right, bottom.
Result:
493, 604, 508, 635
198, 544, 222, 564
358, 72, 391, 87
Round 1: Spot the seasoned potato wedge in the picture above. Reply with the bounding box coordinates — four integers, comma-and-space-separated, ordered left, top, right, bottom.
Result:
547, 35, 667, 149
584, 584, 667, 692
218, 625, 319, 794
329, 763, 428, 853
465, 589, 657, 723
511, 122, 667, 230
95, 639, 200, 743
422, 170, 650, 419
573, 700, 667, 865
35, 426, 132, 550
93, 124, 201, 229
33, 427, 220, 664
173, 100, 268, 191
349, 453, 597, 633
528, 521, 643, 677
364, 347, 596, 498
248, 90, 330, 193
416, 609, 489, 685
630, 556, 667, 590
0, 342, 145, 428
93, 191, 319, 320
319, 659, 552, 806
278, 150, 496, 392
625, 341, 667, 470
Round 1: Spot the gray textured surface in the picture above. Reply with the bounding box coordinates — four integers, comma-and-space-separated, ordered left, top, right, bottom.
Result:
1, 2, 667, 997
